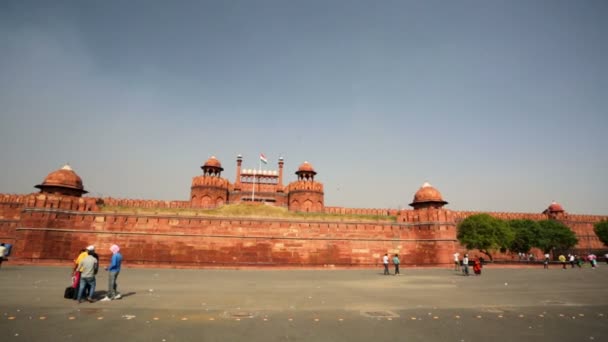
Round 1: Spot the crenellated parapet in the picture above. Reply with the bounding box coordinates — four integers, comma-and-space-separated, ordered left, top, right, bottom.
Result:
453, 211, 548, 221
324, 207, 398, 216
286, 180, 324, 193
101, 197, 190, 209
191, 175, 231, 189
19, 193, 100, 211
0, 193, 30, 220
0, 193, 31, 204
398, 208, 456, 223
562, 214, 608, 223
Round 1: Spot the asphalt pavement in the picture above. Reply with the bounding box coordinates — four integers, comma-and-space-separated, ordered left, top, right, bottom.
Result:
1, 264, 607, 341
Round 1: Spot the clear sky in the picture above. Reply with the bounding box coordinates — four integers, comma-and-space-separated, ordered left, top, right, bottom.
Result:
1, 0, 607, 214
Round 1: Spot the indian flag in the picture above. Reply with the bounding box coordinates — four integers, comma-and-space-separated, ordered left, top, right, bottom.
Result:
260, 153, 268, 164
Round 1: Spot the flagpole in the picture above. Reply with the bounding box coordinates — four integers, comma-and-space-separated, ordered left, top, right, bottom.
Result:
256, 157, 262, 202
251, 168, 255, 202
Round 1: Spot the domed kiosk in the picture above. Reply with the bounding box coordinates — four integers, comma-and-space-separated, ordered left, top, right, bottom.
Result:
409, 182, 448, 210
190, 156, 230, 208
295, 161, 317, 180
201, 156, 224, 176
543, 201, 566, 219
287, 161, 324, 212
35, 164, 87, 197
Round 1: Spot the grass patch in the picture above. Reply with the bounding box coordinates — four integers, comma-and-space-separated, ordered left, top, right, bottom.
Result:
99, 203, 396, 222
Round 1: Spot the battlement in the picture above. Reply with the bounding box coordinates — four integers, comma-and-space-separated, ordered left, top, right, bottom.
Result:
324, 207, 397, 216
562, 214, 608, 223
0, 193, 31, 204
101, 197, 191, 209
287, 180, 324, 192
453, 211, 547, 221
398, 208, 456, 223
191, 175, 231, 189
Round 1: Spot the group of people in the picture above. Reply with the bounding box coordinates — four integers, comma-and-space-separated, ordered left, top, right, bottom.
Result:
453, 253, 483, 276
382, 253, 400, 275
557, 253, 599, 269
72, 244, 123, 303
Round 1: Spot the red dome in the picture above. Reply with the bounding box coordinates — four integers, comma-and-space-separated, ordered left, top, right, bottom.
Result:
297, 161, 315, 173
547, 201, 564, 212
409, 182, 447, 206
36, 165, 87, 193
203, 156, 222, 169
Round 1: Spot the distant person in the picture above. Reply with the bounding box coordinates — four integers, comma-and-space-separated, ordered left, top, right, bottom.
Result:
543, 253, 550, 269
383, 254, 389, 275
575, 255, 582, 268
569, 254, 575, 268
76, 249, 98, 303
0, 243, 6, 269
453, 252, 460, 271
588, 253, 597, 268
473, 258, 482, 275
392, 254, 400, 276
100, 244, 123, 301
462, 254, 470, 276
605, 253, 608, 265
558, 254, 566, 269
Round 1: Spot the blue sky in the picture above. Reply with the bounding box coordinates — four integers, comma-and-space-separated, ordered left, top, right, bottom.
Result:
1, 0, 607, 214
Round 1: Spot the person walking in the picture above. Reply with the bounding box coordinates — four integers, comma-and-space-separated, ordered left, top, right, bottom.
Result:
0, 243, 6, 269
462, 254, 470, 276
543, 253, 550, 269
558, 254, 567, 269
392, 254, 400, 276
588, 253, 597, 268
473, 257, 482, 275
569, 254, 575, 268
382, 254, 390, 275
76, 249, 98, 303
100, 244, 123, 301
453, 252, 460, 271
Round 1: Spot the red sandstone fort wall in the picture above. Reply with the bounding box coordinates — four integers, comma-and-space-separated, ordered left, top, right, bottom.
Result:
14, 208, 458, 266
2, 191, 607, 268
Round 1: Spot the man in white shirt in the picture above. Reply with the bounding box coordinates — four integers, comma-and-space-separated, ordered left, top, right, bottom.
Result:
0, 243, 6, 269
382, 254, 389, 275
453, 252, 460, 271
462, 254, 469, 276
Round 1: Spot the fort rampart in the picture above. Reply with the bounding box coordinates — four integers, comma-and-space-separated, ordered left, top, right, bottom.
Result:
1, 160, 606, 268
1, 192, 605, 268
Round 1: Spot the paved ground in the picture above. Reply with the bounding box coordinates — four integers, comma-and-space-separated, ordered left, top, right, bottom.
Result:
1, 264, 607, 341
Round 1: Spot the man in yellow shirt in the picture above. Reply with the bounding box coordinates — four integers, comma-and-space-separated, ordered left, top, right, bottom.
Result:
558, 254, 567, 269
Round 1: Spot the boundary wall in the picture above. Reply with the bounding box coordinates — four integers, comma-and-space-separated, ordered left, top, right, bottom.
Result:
1, 192, 606, 268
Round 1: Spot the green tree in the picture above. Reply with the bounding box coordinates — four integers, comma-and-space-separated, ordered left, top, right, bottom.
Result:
457, 214, 514, 261
507, 219, 541, 254
594, 220, 608, 246
536, 220, 578, 253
